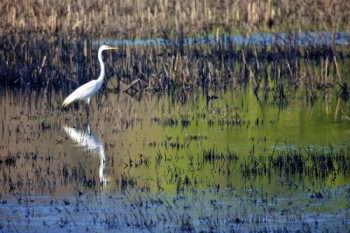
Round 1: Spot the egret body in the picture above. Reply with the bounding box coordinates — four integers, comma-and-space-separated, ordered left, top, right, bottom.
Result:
62, 45, 117, 108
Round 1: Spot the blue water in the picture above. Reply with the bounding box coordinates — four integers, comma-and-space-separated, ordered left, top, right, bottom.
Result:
96, 31, 349, 47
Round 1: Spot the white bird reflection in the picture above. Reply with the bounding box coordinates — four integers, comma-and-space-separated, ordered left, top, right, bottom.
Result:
62, 124, 107, 187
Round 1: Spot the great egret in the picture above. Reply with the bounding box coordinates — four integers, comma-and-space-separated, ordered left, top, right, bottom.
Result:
62, 45, 118, 108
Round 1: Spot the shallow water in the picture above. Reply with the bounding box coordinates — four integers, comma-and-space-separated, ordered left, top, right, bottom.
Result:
97, 31, 350, 47
0, 87, 349, 232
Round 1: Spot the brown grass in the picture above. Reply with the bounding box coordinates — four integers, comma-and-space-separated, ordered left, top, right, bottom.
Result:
0, 1, 349, 96
0, 0, 349, 39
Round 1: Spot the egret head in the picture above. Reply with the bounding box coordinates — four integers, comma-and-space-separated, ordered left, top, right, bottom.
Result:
97, 45, 118, 65
99, 45, 118, 51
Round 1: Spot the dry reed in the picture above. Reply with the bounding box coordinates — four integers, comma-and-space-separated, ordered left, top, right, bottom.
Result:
0, 0, 349, 98
0, 0, 349, 39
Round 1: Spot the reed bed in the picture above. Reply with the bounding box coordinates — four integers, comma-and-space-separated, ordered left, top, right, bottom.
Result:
0, 33, 349, 102
0, 0, 349, 98
0, 0, 349, 38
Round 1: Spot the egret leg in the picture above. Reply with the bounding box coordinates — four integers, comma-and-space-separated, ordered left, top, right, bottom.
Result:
86, 104, 90, 120
86, 98, 91, 120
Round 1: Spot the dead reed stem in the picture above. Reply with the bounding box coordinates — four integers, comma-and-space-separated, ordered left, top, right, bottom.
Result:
0, 0, 349, 39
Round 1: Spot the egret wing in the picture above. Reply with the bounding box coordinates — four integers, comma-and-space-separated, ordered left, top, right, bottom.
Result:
62, 80, 100, 107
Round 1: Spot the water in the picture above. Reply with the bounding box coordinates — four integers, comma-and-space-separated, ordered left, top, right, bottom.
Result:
0, 87, 349, 232
97, 31, 350, 47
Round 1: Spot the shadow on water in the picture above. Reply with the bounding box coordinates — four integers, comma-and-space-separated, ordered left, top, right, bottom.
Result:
0, 85, 350, 232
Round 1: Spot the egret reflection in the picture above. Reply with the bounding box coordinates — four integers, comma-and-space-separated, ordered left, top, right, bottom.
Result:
62, 124, 107, 187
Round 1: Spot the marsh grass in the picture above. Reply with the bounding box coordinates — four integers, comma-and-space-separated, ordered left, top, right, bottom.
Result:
0, 32, 349, 103
1, 143, 349, 232
0, 0, 349, 98
1, 0, 349, 38
2, 131, 348, 198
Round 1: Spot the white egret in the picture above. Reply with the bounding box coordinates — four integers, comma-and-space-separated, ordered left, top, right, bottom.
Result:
62, 45, 118, 108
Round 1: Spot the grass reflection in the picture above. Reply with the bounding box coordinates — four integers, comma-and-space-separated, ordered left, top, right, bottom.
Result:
0, 87, 349, 232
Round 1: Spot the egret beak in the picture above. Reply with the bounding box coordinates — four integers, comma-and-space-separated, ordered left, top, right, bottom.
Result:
107, 46, 118, 50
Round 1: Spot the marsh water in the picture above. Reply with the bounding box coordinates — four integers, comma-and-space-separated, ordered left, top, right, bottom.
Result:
0, 85, 349, 232
100, 31, 349, 46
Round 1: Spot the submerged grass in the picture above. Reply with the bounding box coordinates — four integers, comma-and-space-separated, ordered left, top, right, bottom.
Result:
2, 139, 349, 199
0, 86, 349, 232
1, 142, 349, 232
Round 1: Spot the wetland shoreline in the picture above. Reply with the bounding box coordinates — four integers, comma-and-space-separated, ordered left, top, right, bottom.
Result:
0, 0, 349, 96
0, 1, 350, 232
0, 31, 349, 102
